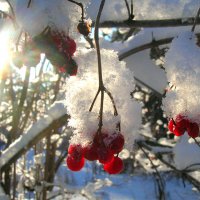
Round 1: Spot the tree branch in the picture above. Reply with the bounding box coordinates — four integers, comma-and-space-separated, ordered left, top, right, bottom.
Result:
95, 17, 200, 28
119, 37, 173, 60
0, 110, 69, 171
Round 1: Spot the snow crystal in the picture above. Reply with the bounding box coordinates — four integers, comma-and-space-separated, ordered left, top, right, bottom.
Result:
65, 48, 142, 150
173, 134, 200, 170
163, 31, 200, 121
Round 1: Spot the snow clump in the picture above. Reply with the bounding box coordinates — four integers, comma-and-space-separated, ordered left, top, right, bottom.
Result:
65, 49, 142, 150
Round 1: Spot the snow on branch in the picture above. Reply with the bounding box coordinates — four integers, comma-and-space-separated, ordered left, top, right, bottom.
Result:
0, 101, 68, 170
119, 32, 200, 60
96, 18, 200, 28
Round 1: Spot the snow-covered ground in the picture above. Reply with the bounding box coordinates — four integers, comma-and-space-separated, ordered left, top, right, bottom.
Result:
52, 161, 200, 200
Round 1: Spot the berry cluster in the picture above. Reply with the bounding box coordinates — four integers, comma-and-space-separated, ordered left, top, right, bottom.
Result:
66, 132, 124, 174
168, 115, 199, 138
33, 28, 78, 75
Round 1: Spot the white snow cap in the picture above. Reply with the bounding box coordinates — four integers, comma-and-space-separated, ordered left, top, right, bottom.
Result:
163, 31, 200, 122
15, 0, 90, 37
65, 48, 142, 149
173, 134, 200, 170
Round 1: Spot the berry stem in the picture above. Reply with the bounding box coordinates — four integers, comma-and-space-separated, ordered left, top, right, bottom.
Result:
124, 0, 131, 20
172, 118, 176, 126
98, 90, 104, 132
90, 0, 120, 133
130, 0, 134, 19
89, 88, 100, 112
94, 0, 106, 133
27, 0, 32, 8
104, 87, 118, 116
5, 0, 15, 19
94, 0, 105, 88
193, 138, 200, 148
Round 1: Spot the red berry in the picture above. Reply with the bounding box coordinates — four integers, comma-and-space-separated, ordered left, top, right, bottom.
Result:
98, 146, 114, 164
83, 143, 99, 161
173, 127, 185, 136
104, 133, 125, 154
51, 31, 62, 47
170, 115, 189, 136
176, 116, 189, 130
66, 155, 85, 171
65, 37, 76, 56
68, 144, 83, 161
104, 157, 124, 174
187, 122, 199, 138
168, 119, 175, 132
58, 66, 66, 73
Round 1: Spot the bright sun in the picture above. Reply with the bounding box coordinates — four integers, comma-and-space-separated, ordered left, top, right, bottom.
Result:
0, 31, 10, 79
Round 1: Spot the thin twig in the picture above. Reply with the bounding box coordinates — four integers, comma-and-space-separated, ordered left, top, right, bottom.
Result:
124, 0, 131, 19
98, 90, 104, 131
15, 30, 23, 51
94, 0, 106, 133
90, 0, 121, 133
95, 17, 200, 28
130, 0, 134, 19
0, 10, 13, 20
183, 163, 200, 172
68, 0, 84, 21
137, 142, 166, 200
140, 142, 200, 191
94, 1, 105, 88
89, 89, 100, 112
193, 138, 200, 148
27, 0, 32, 8
12, 67, 30, 137
191, 7, 200, 32
104, 87, 118, 116
119, 37, 173, 60
5, 0, 15, 18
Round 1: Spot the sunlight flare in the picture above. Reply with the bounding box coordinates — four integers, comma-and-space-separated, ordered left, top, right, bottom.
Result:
0, 30, 10, 79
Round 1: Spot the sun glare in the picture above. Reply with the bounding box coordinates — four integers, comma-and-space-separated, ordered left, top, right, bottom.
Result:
0, 2, 9, 12
0, 31, 10, 79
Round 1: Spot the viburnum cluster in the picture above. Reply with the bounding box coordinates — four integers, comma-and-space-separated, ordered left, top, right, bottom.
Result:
66, 132, 124, 174
163, 31, 200, 139
33, 28, 78, 75
11, 0, 93, 74
12, 29, 78, 75
65, 49, 142, 173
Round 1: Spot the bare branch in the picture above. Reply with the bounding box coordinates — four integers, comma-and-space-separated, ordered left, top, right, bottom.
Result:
191, 7, 200, 32
95, 18, 200, 28
0, 110, 68, 171
119, 37, 173, 60
124, 0, 131, 19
